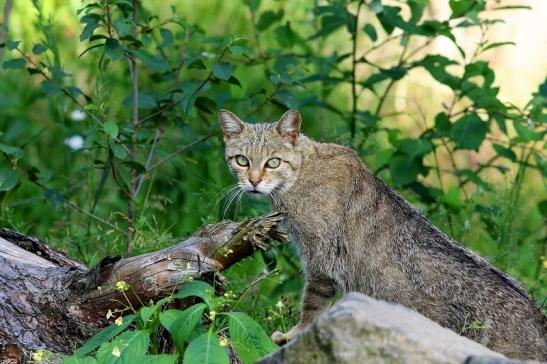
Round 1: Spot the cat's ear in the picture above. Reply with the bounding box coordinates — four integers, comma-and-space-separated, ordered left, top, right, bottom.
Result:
276, 109, 301, 144
218, 109, 245, 139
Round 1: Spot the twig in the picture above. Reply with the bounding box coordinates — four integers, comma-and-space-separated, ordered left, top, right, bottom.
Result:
236, 268, 279, 300
374, 40, 410, 116
148, 133, 217, 172
64, 200, 124, 234
359, 33, 403, 59
247, 84, 282, 116
134, 129, 161, 198
0, 0, 14, 60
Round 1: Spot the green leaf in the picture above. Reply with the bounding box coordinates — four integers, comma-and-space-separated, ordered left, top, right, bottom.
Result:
434, 112, 451, 135
5, 40, 20, 50
389, 155, 420, 186
61, 357, 98, 364
441, 186, 461, 210
275, 89, 299, 108
67, 86, 83, 97
414, 55, 459, 89
160, 303, 207, 352
212, 62, 234, 81
134, 50, 171, 72
183, 330, 229, 364
96, 330, 149, 364
158, 309, 183, 332
256, 10, 284, 31
363, 23, 377, 42
513, 121, 541, 141
111, 142, 127, 159
449, 0, 484, 19
228, 45, 251, 57
44, 188, 64, 209
456, 169, 492, 191
0, 143, 24, 159
3, 58, 26, 70
74, 315, 136, 357
274, 22, 295, 48
368, 0, 383, 13
104, 121, 119, 139
481, 41, 515, 53
105, 38, 124, 61
0, 168, 18, 192
535, 153, 546, 177
492, 144, 516, 161
225, 312, 277, 364
538, 200, 547, 218
174, 280, 214, 309
140, 306, 157, 326
450, 114, 488, 150
399, 138, 432, 158
41, 80, 61, 95
195, 96, 217, 114
121, 161, 147, 173
122, 355, 178, 364
123, 93, 157, 109
114, 19, 133, 37
80, 20, 100, 41
32, 43, 48, 55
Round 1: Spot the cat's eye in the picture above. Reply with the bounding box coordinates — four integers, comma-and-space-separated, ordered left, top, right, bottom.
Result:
266, 158, 281, 169
235, 155, 249, 167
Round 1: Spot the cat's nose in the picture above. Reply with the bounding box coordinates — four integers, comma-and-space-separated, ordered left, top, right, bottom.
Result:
249, 178, 261, 187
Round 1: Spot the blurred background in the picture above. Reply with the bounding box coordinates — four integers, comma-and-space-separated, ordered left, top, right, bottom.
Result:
0, 0, 545, 326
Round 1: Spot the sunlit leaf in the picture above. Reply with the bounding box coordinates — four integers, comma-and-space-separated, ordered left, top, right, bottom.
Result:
450, 114, 487, 150
183, 330, 229, 364
74, 315, 136, 357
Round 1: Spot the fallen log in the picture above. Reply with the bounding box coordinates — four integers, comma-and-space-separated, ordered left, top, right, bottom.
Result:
0, 212, 286, 363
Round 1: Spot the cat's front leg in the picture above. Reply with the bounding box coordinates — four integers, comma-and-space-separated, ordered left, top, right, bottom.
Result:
271, 277, 337, 345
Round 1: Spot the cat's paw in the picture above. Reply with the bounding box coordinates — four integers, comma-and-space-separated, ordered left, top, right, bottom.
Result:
271, 330, 289, 345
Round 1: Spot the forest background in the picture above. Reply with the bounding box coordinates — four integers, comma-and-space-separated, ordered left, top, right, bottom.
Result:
0, 0, 545, 362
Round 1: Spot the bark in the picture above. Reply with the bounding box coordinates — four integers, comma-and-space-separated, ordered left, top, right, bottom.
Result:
0, 212, 286, 363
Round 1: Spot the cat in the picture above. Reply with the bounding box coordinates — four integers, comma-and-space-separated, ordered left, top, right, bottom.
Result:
218, 109, 547, 361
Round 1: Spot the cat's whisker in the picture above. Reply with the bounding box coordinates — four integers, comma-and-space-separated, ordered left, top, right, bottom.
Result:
222, 188, 243, 219
233, 189, 243, 219
212, 184, 239, 204
209, 184, 240, 211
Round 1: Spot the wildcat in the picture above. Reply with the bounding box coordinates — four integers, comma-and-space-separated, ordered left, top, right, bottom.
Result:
218, 109, 547, 360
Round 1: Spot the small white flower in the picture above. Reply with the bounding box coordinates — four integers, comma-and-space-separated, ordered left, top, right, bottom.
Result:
64, 135, 84, 150
275, 300, 284, 309
112, 346, 121, 357
106, 309, 113, 319
70, 109, 87, 121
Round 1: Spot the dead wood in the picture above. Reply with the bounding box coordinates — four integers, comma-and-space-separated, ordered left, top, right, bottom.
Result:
0, 212, 286, 363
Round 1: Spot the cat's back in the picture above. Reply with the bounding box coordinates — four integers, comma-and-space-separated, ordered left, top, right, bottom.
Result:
300, 138, 366, 183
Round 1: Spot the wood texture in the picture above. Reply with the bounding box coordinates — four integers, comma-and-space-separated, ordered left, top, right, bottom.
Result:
0, 213, 286, 363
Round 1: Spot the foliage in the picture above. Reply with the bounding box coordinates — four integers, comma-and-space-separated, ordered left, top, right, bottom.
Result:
61, 280, 277, 363
0, 0, 545, 361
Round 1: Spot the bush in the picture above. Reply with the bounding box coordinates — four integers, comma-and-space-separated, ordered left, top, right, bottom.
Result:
1, 0, 545, 362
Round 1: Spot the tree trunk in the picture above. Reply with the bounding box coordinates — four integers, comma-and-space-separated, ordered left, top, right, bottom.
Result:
0, 213, 286, 363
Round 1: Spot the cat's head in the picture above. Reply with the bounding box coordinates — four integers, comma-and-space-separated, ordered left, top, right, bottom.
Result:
218, 109, 303, 197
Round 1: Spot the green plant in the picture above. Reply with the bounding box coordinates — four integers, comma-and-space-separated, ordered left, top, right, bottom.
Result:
61, 280, 277, 364
0, 0, 545, 360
